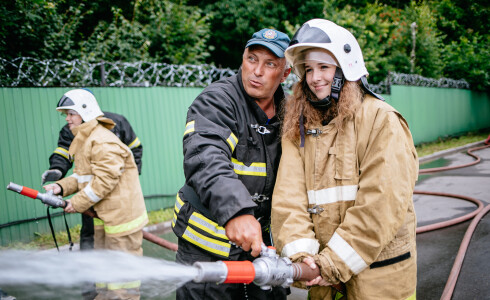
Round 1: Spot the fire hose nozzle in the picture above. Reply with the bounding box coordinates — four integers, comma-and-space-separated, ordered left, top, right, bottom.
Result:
7, 182, 66, 208
192, 245, 321, 289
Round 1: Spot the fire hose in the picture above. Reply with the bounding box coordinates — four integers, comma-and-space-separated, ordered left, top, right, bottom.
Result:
6, 182, 178, 252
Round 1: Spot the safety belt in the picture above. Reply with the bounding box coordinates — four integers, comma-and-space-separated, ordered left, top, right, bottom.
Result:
181, 184, 214, 220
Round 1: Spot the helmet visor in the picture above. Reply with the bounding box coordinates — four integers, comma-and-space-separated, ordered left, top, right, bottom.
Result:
292, 49, 338, 77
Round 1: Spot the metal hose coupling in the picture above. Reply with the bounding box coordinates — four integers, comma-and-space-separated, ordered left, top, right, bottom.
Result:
192, 244, 320, 289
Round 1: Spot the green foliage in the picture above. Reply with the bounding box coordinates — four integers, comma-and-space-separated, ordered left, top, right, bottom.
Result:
0, 0, 487, 90
0, 0, 87, 60
441, 34, 490, 92
198, 0, 287, 68
80, 0, 210, 64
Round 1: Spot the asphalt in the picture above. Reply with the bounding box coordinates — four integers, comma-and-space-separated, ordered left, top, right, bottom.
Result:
414, 142, 490, 300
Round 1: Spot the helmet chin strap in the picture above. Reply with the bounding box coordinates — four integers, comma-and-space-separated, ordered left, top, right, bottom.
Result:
308, 67, 344, 110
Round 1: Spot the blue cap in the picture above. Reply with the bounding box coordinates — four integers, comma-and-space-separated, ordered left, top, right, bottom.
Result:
245, 29, 290, 58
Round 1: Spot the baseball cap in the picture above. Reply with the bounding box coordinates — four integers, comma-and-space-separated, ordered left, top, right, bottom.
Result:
245, 28, 290, 58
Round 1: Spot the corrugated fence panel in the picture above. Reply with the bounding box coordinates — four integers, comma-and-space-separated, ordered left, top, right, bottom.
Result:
385, 86, 490, 145
0, 87, 201, 246
1, 85, 489, 246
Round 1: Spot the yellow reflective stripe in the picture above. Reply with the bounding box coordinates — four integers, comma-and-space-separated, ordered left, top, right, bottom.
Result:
334, 291, 344, 300
231, 158, 266, 176
182, 226, 230, 257
54, 147, 69, 160
103, 211, 148, 235
189, 212, 228, 240
226, 133, 238, 153
405, 291, 416, 300
107, 280, 141, 290
128, 137, 141, 149
184, 121, 195, 136
175, 194, 184, 213
94, 218, 104, 226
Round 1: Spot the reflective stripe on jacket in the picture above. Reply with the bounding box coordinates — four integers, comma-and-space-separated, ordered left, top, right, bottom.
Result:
172, 69, 285, 259
271, 95, 418, 299
57, 117, 147, 237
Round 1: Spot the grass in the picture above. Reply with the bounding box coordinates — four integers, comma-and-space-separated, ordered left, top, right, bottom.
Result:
2, 130, 489, 250
415, 131, 489, 158
1, 208, 174, 250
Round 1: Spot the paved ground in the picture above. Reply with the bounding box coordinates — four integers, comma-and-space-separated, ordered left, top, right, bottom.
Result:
415, 144, 490, 300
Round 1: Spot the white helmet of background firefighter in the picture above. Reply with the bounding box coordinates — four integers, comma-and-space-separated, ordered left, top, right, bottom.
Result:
285, 18, 382, 109
56, 89, 103, 121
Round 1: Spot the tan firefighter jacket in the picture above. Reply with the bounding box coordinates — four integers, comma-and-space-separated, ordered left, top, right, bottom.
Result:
57, 118, 148, 237
271, 95, 418, 299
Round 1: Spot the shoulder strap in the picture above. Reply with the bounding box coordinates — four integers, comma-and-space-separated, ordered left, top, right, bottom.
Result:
182, 184, 214, 220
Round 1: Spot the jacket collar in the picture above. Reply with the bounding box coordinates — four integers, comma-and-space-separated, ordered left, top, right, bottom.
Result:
69, 117, 116, 157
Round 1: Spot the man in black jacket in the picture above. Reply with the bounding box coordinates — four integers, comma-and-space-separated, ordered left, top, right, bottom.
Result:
172, 29, 291, 299
42, 105, 143, 251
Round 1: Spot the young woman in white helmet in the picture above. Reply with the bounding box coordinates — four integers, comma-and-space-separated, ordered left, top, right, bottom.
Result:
44, 89, 148, 300
271, 19, 418, 299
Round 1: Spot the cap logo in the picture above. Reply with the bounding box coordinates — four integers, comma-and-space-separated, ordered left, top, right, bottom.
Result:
262, 29, 277, 40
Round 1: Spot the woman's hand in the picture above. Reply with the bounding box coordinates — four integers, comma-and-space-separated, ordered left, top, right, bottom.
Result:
63, 199, 77, 213
303, 256, 331, 287
43, 183, 61, 195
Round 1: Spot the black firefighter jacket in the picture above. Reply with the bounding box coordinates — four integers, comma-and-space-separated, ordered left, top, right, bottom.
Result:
49, 111, 143, 176
172, 69, 286, 260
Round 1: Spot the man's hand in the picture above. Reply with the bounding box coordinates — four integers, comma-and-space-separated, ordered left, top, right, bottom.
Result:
41, 169, 62, 184
63, 199, 77, 213
225, 214, 263, 257
43, 183, 62, 195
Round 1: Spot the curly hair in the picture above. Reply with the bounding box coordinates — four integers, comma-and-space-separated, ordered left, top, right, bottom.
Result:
281, 75, 364, 142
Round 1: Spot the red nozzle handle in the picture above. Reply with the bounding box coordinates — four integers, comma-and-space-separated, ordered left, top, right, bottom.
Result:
20, 186, 39, 199
7, 182, 38, 199
222, 261, 255, 284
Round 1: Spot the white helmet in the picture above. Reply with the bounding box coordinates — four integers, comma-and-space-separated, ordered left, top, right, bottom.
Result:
285, 19, 368, 81
56, 89, 103, 122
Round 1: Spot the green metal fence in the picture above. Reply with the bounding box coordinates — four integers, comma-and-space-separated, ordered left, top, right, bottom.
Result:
0, 85, 489, 246
385, 86, 490, 144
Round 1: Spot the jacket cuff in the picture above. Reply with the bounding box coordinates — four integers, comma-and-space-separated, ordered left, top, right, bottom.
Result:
314, 252, 341, 285
223, 207, 255, 226
70, 193, 94, 213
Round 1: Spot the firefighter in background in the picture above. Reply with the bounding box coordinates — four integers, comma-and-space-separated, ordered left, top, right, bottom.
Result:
271, 19, 418, 299
172, 28, 291, 299
42, 89, 142, 251
44, 89, 148, 300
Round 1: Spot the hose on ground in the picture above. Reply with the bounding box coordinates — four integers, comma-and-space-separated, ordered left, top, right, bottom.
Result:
416, 141, 490, 300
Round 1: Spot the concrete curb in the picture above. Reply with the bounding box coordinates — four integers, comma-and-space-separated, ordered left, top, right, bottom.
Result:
143, 220, 172, 233
418, 140, 486, 164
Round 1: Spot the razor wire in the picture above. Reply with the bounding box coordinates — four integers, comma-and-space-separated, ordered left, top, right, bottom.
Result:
0, 57, 470, 93
370, 72, 470, 94
0, 57, 236, 88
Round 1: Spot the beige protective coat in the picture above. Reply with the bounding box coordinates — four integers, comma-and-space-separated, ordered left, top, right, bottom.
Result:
271, 95, 418, 299
57, 118, 148, 238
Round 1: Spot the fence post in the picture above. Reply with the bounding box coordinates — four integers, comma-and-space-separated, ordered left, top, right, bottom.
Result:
100, 60, 106, 86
